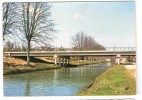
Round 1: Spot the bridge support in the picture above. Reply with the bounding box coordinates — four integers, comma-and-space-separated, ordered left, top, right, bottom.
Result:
60, 56, 70, 66
65, 57, 70, 66
54, 55, 57, 65
116, 58, 120, 64
91, 57, 94, 64
54, 56, 70, 67
68, 58, 70, 65
62, 57, 64, 65
110, 57, 116, 65
78, 57, 80, 65
58, 57, 61, 67
65, 58, 67, 66
116, 54, 121, 64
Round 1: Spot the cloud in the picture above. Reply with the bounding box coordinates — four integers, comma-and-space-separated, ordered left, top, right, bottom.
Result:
73, 12, 85, 20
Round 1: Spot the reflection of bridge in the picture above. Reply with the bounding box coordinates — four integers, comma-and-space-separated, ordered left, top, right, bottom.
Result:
4, 47, 136, 66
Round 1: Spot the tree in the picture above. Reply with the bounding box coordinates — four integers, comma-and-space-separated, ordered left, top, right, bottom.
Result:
3, 41, 14, 52
3, 3, 18, 40
83, 36, 96, 50
18, 3, 55, 66
71, 31, 106, 51
71, 32, 85, 50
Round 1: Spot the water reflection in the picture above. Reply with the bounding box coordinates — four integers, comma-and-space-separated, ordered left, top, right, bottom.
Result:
25, 77, 30, 96
4, 64, 110, 96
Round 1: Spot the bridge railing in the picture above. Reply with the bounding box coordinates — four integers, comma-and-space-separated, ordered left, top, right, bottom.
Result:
106, 47, 136, 51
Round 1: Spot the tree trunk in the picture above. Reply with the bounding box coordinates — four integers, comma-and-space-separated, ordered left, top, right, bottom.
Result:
27, 41, 30, 66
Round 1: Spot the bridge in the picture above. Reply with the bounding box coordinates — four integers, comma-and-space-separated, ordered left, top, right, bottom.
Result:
4, 51, 135, 57
4, 47, 136, 66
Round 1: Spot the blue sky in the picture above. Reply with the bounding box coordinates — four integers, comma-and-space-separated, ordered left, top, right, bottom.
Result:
50, 1, 136, 48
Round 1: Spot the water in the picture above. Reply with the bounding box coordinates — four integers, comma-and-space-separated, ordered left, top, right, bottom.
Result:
3, 64, 110, 96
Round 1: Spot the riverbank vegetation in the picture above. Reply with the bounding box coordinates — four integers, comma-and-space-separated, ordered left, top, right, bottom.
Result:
4, 63, 60, 75
77, 64, 136, 95
70, 58, 108, 66
3, 56, 108, 75
3, 57, 60, 75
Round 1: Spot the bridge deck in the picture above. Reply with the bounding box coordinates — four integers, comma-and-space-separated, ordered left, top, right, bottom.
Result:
4, 51, 136, 57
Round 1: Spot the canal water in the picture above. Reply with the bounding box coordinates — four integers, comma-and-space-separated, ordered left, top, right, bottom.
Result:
3, 64, 110, 96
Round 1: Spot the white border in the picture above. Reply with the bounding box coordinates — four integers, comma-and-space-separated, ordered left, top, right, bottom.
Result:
1, 0, 141, 100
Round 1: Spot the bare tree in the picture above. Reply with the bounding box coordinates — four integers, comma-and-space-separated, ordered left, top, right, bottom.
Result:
84, 36, 96, 50
18, 2, 55, 66
3, 41, 14, 52
3, 3, 19, 40
72, 32, 85, 50
72, 31, 106, 51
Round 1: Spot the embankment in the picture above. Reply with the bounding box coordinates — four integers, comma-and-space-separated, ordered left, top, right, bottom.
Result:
3, 57, 60, 75
4, 63, 60, 75
3, 56, 107, 75
77, 64, 136, 95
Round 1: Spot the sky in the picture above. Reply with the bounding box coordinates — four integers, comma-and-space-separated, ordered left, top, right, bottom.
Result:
50, 1, 136, 48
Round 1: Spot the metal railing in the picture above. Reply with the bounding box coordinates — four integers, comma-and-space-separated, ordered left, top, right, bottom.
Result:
106, 47, 136, 51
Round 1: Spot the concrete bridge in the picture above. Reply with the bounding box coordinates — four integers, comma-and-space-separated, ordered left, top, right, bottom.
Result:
4, 50, 136, 66
4, 51, 135, 57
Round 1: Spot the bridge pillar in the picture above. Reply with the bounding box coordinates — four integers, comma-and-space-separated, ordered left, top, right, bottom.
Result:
116, 54, 121, 64
54, 55, 57, 65
58, 57, 61, 67
68, 58, 70, 65
93, 58, 95, 63
78, 57, 80, 65
65, 58, 67, 66
61, 57, 70, 66
92, 57, 94, 64
110, 57, 116, 65
91, 57, 93, 63
116, 58, 120, 64
62, 57, 64, 65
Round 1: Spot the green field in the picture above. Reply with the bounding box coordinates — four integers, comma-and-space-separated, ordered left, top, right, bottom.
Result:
77, 65, 136, 95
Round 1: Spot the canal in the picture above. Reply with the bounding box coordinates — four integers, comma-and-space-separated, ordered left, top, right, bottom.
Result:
4, 64, 110, 96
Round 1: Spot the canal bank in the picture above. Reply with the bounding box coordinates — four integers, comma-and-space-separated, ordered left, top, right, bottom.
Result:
3, 57, 107, 75
77, 64, 136, 95
3, 57, 62, 75
3, 63, 61, 75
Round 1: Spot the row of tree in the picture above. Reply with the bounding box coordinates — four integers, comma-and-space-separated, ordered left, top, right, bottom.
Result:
71, 32, 106, 50
3, 41, 56, 52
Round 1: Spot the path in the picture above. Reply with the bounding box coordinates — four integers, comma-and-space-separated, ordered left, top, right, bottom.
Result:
124, 63, 136, 78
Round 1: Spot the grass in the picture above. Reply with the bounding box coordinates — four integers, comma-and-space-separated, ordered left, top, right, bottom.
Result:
77, 65, 136, 95
71, 60, 108, 66
3, 63, 61, 75
3, 57, 62, 75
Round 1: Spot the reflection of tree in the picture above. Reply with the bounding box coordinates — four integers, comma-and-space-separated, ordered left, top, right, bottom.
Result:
63, 68, 70, 78
53, 70, 57, 84
25, 77, 30, 96
64, 68, 70, 75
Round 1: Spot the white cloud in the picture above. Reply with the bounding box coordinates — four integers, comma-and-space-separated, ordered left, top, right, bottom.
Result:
73, 12, 85, 20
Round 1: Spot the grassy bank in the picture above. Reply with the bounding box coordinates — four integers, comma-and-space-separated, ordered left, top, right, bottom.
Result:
3, 57, 61, 75
71, 59, 108, 66
77, 65, 136, 95
3, 63, 60, 75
